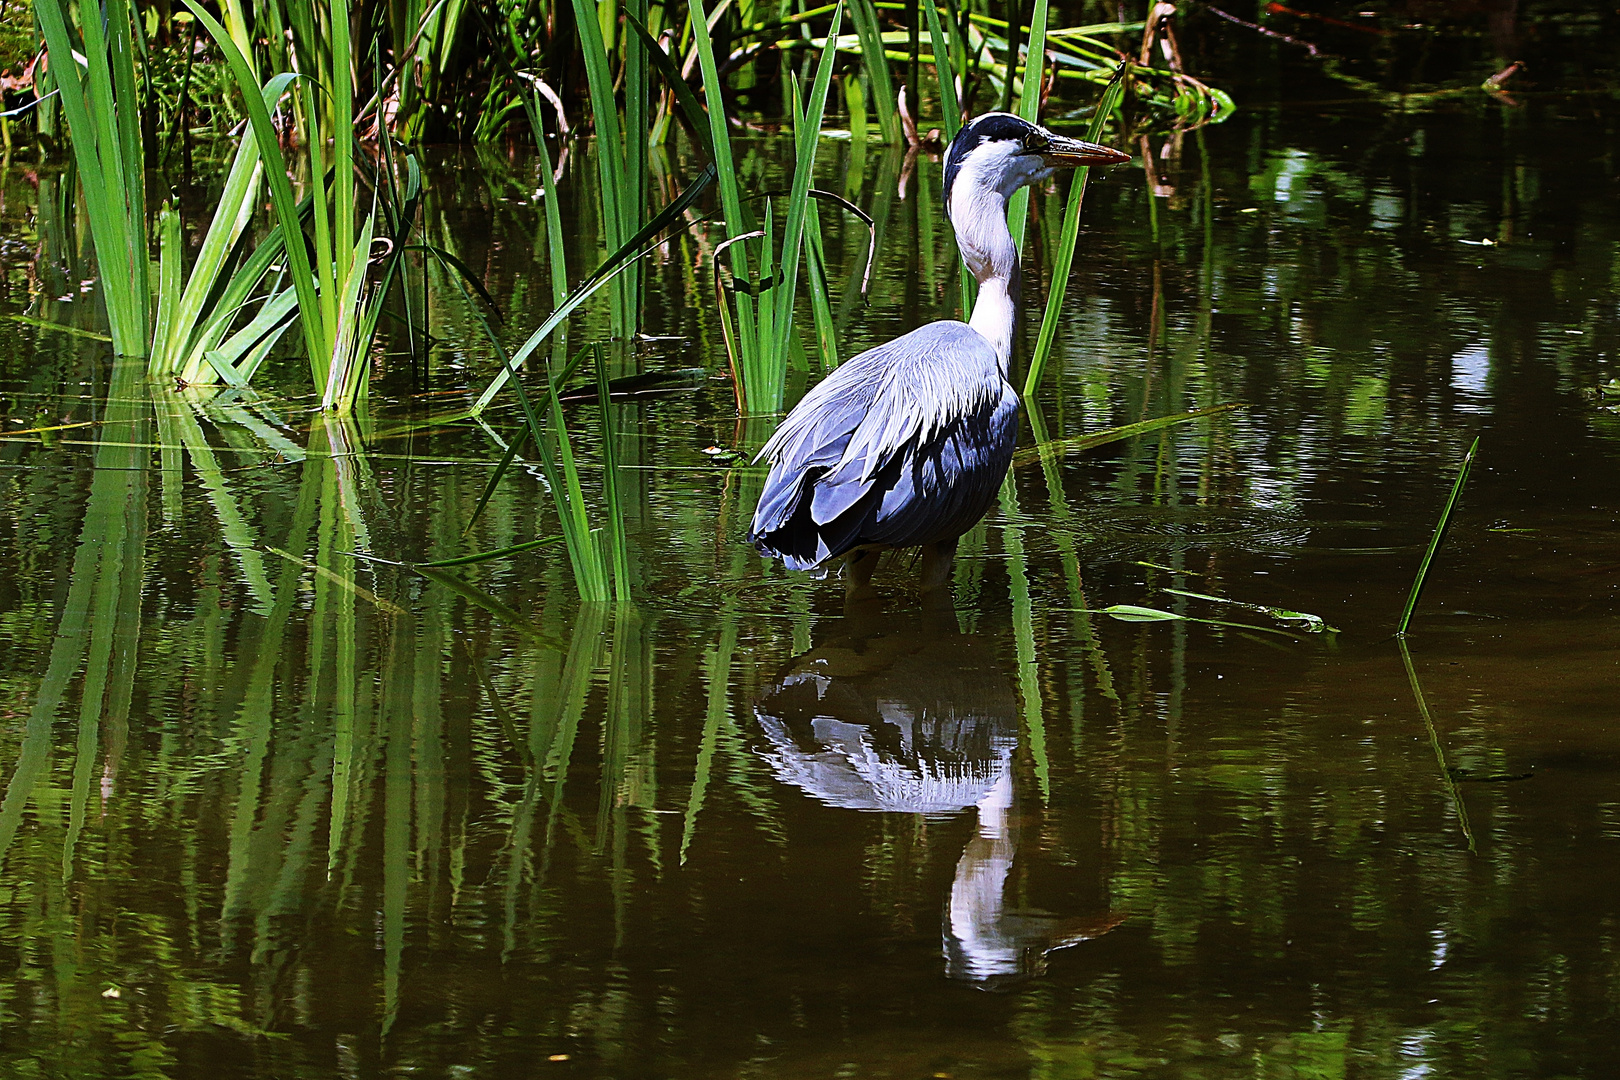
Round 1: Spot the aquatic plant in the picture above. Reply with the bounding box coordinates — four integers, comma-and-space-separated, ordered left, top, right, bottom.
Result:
1023, 65, 1129, 395
34, 0, 148, 358
1398, 436, 1480, 637
189, 2, 417, 413
693, 0, 846, 414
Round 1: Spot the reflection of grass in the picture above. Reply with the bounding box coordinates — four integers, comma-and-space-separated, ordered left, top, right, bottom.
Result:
0, 358, 148, 871
1399, 639, 1477, 853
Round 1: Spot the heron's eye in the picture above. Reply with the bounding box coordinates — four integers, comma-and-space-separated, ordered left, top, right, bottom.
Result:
1022, 133, 1048, 153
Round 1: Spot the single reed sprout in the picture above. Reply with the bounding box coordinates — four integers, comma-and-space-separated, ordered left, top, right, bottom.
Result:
1398, 436, 1480, 637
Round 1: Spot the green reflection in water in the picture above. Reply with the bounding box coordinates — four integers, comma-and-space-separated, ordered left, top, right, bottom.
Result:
1, 98, 1619, 1078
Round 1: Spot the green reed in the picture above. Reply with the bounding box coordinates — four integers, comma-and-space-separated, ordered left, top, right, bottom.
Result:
35, 0, 147, 357
189, 1, 401, 413
1022, 65, 1129, 396
1398, 436, 1480, 637
693, 0, 845, 413
571, 0, 648, 339
147, 91, 297, 386
847, 0, 902, 144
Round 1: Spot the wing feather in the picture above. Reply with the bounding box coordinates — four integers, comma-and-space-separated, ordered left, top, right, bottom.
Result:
749, 322, 1016, 571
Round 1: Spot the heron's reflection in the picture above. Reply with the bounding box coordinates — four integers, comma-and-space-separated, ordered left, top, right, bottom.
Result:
754, 607, 1122, 986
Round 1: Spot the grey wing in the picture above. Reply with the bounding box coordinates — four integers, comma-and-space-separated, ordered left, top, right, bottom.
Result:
748, 322, 1016, 571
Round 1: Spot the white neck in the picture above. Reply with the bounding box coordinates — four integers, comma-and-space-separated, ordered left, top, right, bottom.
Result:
949, 178, 1019, 374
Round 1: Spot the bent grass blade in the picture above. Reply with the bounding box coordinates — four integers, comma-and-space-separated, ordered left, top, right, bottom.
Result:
1013, 403, 1243, 467
1071, 604, 1302, 636
1160, 587, 1339, 634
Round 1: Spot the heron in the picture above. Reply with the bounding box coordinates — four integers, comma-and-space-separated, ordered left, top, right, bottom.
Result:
747, 112, 1130, 598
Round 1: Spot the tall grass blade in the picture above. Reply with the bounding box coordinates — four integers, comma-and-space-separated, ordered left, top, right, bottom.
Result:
1398, 436, 1479, 637
922, 0, 962, 140
183, 8, 326, 380
1004, 0, 1050, 255
769, 8, 844, 390
690, 0, 761, 402
151, 130, 263, 378
846, 0, 901, 144
569, 0, 635, 337
594, 343, 633, 603
36, 0, 149, 356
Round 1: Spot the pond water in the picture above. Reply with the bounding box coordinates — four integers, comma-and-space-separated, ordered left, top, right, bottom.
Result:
1, 92, 1618, 1078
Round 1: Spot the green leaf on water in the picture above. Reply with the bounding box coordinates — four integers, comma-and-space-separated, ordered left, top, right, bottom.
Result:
1159, 587, 1340, 634
1070, 605, 1301, 636
1095, 604, 1184, 622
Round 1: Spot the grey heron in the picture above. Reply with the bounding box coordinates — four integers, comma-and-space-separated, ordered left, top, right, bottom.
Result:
748, 112, 1130, 597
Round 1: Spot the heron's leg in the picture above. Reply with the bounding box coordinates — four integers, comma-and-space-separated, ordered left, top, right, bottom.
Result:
919, 537, 959, 592
843, 548, 881, 600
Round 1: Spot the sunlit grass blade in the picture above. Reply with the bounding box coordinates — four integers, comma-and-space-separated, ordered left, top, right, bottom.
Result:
36, 0, 149, 356
1071, 604, 1299, 635
1160, 587, 1339, 633
183, 9, 325, 380
594, 343, 633, 603
151, 131, 264, 378
1398, 436, 1480, 637
203, 288, 299, 388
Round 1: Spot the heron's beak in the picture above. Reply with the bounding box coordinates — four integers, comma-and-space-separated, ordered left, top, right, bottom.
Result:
1038, 136, 1130, 168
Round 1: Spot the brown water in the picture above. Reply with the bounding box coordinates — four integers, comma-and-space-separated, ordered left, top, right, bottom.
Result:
1, 95, 1618, 1077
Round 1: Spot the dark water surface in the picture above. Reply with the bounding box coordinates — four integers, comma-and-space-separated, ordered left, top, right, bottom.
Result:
1, 96, 1618, 1077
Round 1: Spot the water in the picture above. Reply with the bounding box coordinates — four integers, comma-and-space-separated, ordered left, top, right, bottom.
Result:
1, 93, 1619, 1077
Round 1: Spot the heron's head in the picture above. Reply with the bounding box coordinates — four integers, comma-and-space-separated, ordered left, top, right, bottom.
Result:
943, 112, 1129, 212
